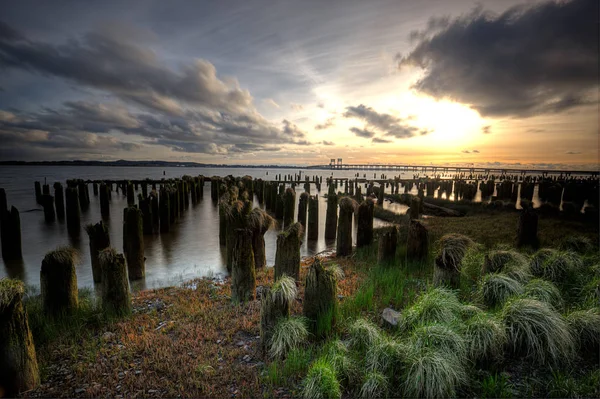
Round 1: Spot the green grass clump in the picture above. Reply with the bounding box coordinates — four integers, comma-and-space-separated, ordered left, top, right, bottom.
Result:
365, 335, 406, 376
359, 371, 388, 399
320, 340, 357, 386
559, 235, 594, 254
463, 312, 507, 363
479, 373, 513, 398
459, 304, 484, 319
501, 298, 574, 365
401, 287, 462, 330
269, 316, 309, 359
484, 250, 531, 282
460, 245, 486, 284
410, 323, 466, 355
478, 273, 523, 308
523, 279, 563, 309
271, 275, 297, 305
531, 249, 582, 283
436, 233, 475, 268
0, 278, 24, 310
565, 308, 600, 354
402, 346, 468, 398
302, 357, 342, 399
347, 318, 381, 352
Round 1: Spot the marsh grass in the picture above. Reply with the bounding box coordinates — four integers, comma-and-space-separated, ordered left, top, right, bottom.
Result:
302, 357, 342, 399
478, 273, 524, 308
565, 308, 600, 355
400, 287, 462, 331
523, 279, 563, 309
269, 316, 310, 359
463, 312, 507, 363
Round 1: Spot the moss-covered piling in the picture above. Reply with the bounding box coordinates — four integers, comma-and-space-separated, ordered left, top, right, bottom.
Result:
40, 247, 78, 316
99, 248, 131, 317
65, 187, 80, 236
250, 208, 273, 269
274, 223, 303, 281
99, 182, 110, 218
516, 204, 539, 248
260, 276, 295, 353
378, 226, 398, 264
283, 187, 296, 228
85, 221, 110, 283
138, 195, 153, 235
159, 187, 170, 233
303, 258, 337, 338
409, 196, 421, 220
231, 228, 256, 303
78, 181, 90, 210
34, 181, 42, 204
298, 192, 309, 226
407, 219, 429, 262
123, 207, 145, 280
307, 195, 319, 241
356, 198, 374, 249
325, 185, 338, 241
1, 206, 23, 260
0, 279, 39, 396
336, 197, 357, 257
41, 194, 55, 222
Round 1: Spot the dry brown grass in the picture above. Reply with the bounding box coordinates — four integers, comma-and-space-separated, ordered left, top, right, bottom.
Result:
24, 254, 365, 398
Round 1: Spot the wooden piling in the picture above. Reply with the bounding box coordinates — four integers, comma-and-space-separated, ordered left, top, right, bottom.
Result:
53, 183, 65, 220
231, 228, 256, 303
356, 198, 374, 248
85, 221, 110, 283
307, 195, 319, 240
336, 197, 356, 257
123, 207, 145, 280
378, 226, 398, 264
40, 247, 78, 316
274, 223, 303, 281
99, 248, 131, 316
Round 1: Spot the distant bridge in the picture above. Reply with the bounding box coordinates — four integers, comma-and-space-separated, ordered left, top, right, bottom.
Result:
305, 163, 599, 176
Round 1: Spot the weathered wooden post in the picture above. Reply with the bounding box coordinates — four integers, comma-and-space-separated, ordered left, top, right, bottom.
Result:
433, 234, 473, 288
325, 184, 338, 240
275, 185, 284, 220
407, 220, 429, 262
1, 206, 23, 261
516, 203, 539, 248
150, 191, 159, 233
409, 196, 421, 220
34, 181, 42, 204
231, 228, 256, 303
78, 181, 90, 210
99, 248, 131, 316
85, 221, 110, 283
356, 198, 374, 249
65, 187, 80, 236
40, 247, 78, 316
138, 195, 153, 235
336, 197, 356, 257
250, 208, 273, 269
274, 223, 303, 281
307, 194, 319, 240
378, 226, 398, 263
92, 182, 98, 196
0, 187, 7, 215
123, 207, 145, 280
0, 279, 40, 396
159, 187, 170, 233
283, 187, 296, 228
303, 258, 337, 337
126, 182, 135, 206
298, 191, 309, 226
141, 182, 148, 199
377, 183, 384, 205
260, 276, 295, 353
41, 194, 55, 222
99, 182, 110, 218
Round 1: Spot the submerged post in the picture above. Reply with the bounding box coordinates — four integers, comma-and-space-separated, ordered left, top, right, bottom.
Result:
85, 221, 110, 283
336, 197, 357, 257
250, 208, 273, 269
159, 187, 170, 233
1, 206, 23, 260
282, 187, 296, 228
325, 184, 338, 240
307, 194, 319, 241
65, 187, 80, 236
99, 182, 110, 218
41, 194, 55, 222
356, 198, 374, 249
298, 191, 309, 227
53, 182, 65, 220
123, 207, 145, 280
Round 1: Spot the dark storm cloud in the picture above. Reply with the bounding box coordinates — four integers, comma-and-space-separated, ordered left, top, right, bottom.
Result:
314, 117, 335, 130
344, 104, 429, 139
349, 127, 375, 139
372, 137, 392, 144
398, 0, 598, 118
0, 21, 313, 157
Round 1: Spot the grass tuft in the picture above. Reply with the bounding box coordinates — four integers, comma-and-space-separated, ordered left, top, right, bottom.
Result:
410, 323, 466, 355
484, 250, 530, 282
302, 357, 342, 399
401, 287, 462, 331
359, 371, 388, 399
348, 318, 381, 352
464, 312, 507, 363
365, 335, 406, 376
478, 273, 523, 308
531, 249, 583, 283
436, 233, 474, 269
523, 279, 563, 309
560, 235, 594, 254
501, 298, 574, 365
271, 275, 297, 305
565, 308, 600, 353
269, 316, 309, 359
402, 346, 468, 399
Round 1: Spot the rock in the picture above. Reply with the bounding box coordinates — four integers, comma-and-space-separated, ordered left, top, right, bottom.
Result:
256, 285, 267, 299
216, 339, 222, 344
242, 355, 251, 362
148, 389, 158, 393
382, 307, 401, 327
75, 388, 85, 394
101, 331, 115, 341
236, 340, 245, 347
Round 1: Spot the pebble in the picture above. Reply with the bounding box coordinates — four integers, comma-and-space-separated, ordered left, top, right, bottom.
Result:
216, 339, 222, 344
236, 340, 245, 347
242, 355, 251, 362
75, 388, 85, 394
148, 389, 158, 393
101, 332, 115, 341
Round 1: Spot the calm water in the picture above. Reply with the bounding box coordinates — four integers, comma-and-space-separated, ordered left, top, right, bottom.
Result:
1, 166, 403, 291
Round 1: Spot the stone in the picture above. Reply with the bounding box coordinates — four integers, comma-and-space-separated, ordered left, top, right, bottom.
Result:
382, 307, 401, 327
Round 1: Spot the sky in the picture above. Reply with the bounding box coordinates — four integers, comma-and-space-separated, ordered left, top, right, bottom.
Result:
0, 0, 598, 169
